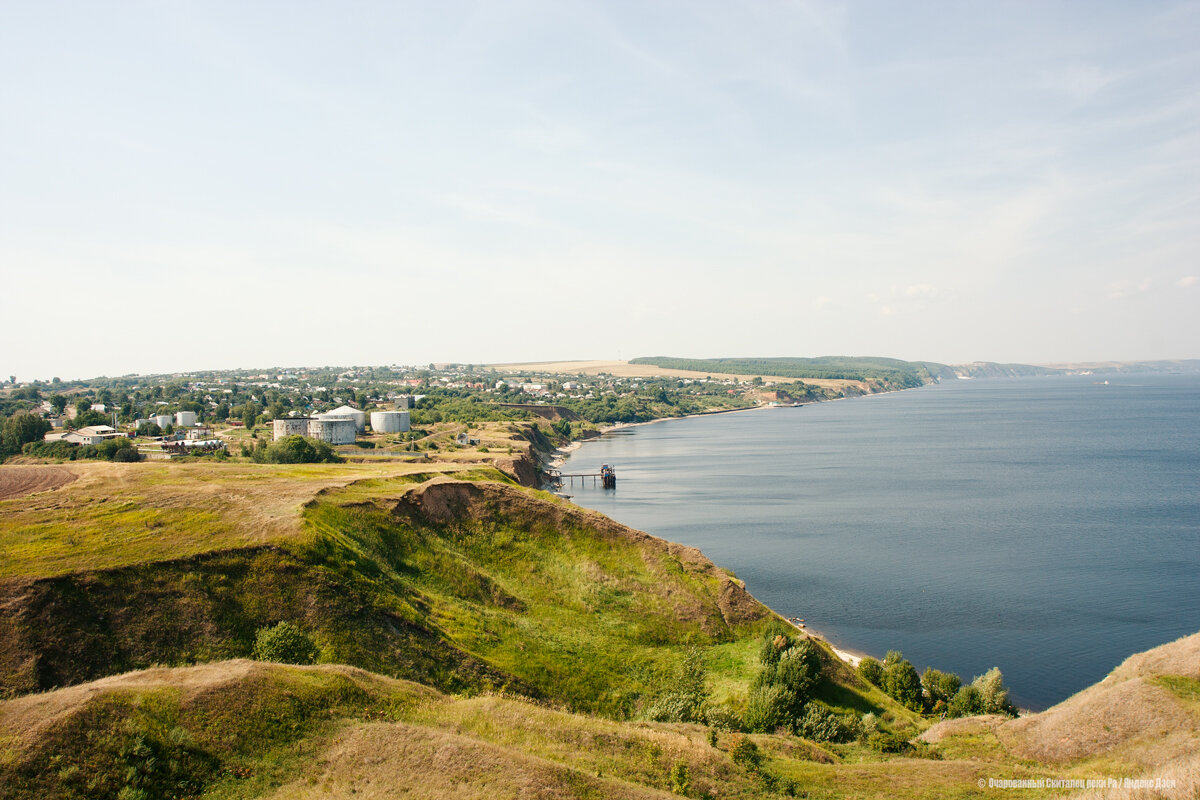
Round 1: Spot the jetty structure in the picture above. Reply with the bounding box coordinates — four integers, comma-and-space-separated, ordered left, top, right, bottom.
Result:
550, 464, 617, 489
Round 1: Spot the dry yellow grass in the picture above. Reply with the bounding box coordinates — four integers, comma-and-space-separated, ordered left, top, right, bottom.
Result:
923, 633, 1200, 799
0, 460, 480, 578
996, 632, 1200, 765
264, 722, 674, 800
487, 359, 862, 390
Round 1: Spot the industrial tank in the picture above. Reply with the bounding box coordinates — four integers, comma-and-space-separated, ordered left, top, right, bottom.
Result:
307, 417, 356, 445
175, 411, 198, 427
370, 410, 410, 433
154, 414, 173, 429
317, 405, 366, 432
272, 418, 310, 441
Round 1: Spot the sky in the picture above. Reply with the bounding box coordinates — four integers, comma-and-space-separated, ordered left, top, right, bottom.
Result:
2, 1, 1198, 380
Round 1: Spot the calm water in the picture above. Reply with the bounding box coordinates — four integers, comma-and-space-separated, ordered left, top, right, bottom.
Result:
559, 374, 1200, 709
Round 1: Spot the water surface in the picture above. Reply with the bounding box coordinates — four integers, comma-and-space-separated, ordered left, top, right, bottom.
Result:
559, 374, 1200, 709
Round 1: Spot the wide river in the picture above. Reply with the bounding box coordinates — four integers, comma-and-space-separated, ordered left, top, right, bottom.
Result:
558, 373, 1200, 709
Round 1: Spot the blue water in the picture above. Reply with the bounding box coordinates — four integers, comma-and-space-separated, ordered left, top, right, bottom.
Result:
559, 374, 1200, 709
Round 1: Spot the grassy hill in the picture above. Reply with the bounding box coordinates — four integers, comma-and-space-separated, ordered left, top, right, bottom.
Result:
1, 460, 1196, 798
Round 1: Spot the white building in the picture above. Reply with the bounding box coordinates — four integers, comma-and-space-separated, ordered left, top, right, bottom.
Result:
45, 425, 122, 446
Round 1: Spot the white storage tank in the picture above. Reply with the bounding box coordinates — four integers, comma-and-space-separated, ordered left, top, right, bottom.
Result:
175, 410, 198, 427
370, 410, 410, 433
307, 417, 356, 445
155, 414, 174, 429
272, 418, 310, 441
317, 405, 366, 432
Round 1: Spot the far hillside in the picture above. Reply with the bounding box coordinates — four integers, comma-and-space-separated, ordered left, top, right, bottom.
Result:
630, 356, 942, 388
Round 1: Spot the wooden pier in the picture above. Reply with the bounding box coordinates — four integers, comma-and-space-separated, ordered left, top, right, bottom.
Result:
549, 464, 616, 489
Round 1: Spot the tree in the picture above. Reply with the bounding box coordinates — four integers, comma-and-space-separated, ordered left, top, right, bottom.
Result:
881, 650, 922, 711
973, 667, 1016, 716
857, 656, 883, 686
256, 435, 342, 464
1, 413, 50, 456
921, 668, 962, 712
49, 395, 68, 414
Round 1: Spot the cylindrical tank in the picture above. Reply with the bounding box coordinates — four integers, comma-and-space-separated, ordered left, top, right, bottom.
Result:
155, 414, 173, 429
175, 410, 197, 427
370, 410, 410, 433
307, 418, 356, 445
272, 418, 310, 441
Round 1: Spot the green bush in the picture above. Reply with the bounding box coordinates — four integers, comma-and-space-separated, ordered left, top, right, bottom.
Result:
252, 621, 319, 665
22, 440, 79, 460
795, 704, 860, 743
255, 435, 343, 464
743, 683, 793, 733
704, 705, 742, 732
867, 730, 910, 753
946, 668, 1016, 717
857, 656, 883, 686
881, 650, 923, 711
645, 647, 709, 723
669, 761, 690, 795
921, 667, 962, 712
947, 685, 983, 717
727, 734, 761, 770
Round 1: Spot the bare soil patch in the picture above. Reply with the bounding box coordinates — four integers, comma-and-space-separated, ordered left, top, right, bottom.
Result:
0, 467, 76, 501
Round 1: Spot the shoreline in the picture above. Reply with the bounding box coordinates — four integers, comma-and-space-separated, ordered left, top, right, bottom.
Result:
542, 385, 927, 668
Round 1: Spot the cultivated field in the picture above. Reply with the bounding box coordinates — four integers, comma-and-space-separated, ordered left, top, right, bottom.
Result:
0, 466, 77, 501
487, 359, 864, 390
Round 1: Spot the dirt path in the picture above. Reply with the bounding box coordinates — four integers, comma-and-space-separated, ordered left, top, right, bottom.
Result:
0, 467, 77, 501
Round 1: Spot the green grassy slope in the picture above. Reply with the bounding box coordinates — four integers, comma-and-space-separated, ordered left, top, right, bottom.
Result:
1, 471, 778, 714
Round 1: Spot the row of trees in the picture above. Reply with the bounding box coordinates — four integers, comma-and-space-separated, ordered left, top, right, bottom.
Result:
857, 650, 1017, 717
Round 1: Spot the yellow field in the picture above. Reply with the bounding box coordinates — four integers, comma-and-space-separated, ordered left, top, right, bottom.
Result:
487, 360, 863, 390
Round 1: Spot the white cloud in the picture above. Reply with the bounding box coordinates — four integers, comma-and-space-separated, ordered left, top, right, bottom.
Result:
904, 284, 937, 297
1178, 275, 1199, 288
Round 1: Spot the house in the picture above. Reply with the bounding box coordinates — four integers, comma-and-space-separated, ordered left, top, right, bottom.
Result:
455, 433, 481, 446
45, 425, 122, 446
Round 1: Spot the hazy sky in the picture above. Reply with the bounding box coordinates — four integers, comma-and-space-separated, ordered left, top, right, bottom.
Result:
2, 1, 1198, 380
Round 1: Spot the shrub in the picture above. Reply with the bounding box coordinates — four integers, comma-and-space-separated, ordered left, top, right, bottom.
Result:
112, 446, 142, 462
857, 656, 883, 686
795, 704, 860, 743
22, 440, 79, 460
867, 730, 910, 753
922, 667, 962, 711
252, 621, 319, 664
727, 734, 761, 770
646, 647, 710, 723
973, 667, 1017, 716
669, 762, 690, 795
255, 435, 343, 464
743, 683, 793, 733
706, 728, 719, 747
704, 705, 742, 732
947, 685, 984, 717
